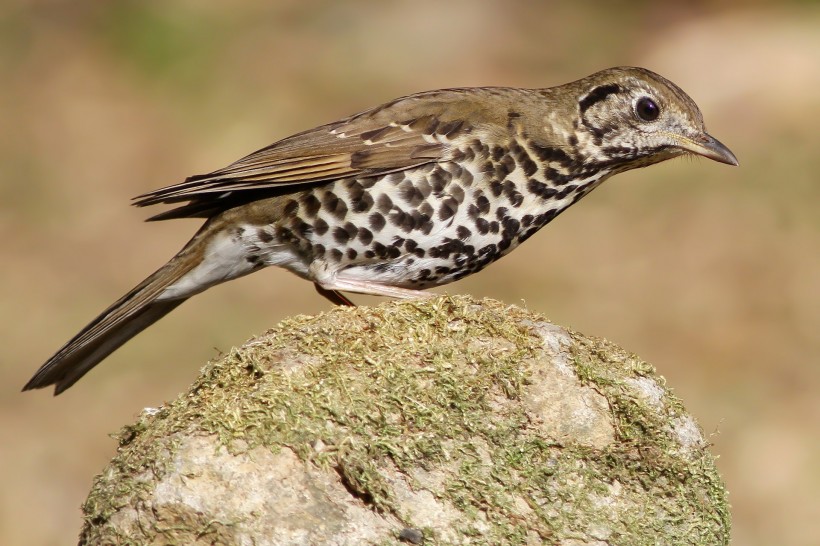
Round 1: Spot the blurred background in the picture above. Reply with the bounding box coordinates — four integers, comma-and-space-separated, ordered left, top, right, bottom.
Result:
1, 1, 818, 544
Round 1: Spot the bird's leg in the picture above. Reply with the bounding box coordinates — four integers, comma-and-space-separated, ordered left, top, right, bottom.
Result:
309, 261, 435, 301
314, 284, 356, 307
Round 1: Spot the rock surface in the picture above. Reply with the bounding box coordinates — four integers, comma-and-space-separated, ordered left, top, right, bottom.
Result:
80, 296, 730, 545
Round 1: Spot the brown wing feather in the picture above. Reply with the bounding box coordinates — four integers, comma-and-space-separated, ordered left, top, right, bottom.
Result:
131, 89, 482, 219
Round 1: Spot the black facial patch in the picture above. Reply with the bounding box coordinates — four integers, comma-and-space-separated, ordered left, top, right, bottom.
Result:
579, 84, 621, 114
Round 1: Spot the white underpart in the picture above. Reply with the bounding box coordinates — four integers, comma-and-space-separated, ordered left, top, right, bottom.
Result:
159, 228, 284, 301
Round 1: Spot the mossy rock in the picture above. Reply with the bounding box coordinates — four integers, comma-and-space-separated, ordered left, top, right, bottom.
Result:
80, 295, 729, 545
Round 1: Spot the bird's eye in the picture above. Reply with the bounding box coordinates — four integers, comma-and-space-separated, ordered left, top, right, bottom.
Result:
635, 97, 660, 122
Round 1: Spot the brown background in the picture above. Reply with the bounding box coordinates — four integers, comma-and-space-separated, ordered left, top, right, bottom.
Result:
2, 1, 818, 544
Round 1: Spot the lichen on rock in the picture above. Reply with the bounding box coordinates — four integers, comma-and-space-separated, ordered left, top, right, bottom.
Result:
80, 295, 730, 545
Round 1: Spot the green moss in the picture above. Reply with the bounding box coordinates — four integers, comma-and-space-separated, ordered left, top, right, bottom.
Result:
81, 295, 730, 545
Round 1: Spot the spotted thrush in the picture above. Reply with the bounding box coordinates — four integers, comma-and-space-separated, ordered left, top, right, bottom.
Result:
24, 67, 737, 394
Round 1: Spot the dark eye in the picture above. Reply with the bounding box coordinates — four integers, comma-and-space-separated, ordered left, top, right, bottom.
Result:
635, 97, 660, 122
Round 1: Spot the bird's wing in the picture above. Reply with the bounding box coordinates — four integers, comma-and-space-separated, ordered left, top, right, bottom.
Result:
132, 89, 479, 220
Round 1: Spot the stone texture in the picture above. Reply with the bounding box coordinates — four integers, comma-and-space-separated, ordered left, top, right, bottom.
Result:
80, 296, 730, 545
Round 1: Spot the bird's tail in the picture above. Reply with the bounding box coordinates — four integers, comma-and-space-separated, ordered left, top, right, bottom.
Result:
23, 233, 213, 395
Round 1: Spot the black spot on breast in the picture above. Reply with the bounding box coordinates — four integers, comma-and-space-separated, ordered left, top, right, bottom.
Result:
369, 212, 386, 232
490, 181, 503, 198
350, 191, 374, 213
530, 144, 572, 165
528, 179, 557, 200
343, 221, 358, 238
418, 213, 434, 235
521, 155, 538, 177
456, 225, 471, 239
535, 209, 560, 226
390, 209, 417, 233
358, 227, 373, 245
494, 156, 514, 180
509, 140, 524, 157
460, 167, 474, 186
313, 243, 326, 258
501, 152, 521, 173
556, 186, 576, 200
429, 167, 451, 193
333, 226, 351, 244
329, 248, 343, 262
372, 242, 388, 258
377, 194, 393, 214
430, 239, 475, 262
518, 227, 539, 243
508, 190, 524, 208
502, 216, 520, 235
476, 195, 490, 214
314, 218, 329, 236
322, 191, 348, 219
301, 194, 321, 218
346, 248, 358, 260
475, 217, 490, 234
344, 179, 364, 196
399, 179, 425, 206
449, 162, 464, 180
501, 180, 518, 200
448, 183, 465, 203
478, 243, 497, 257
545, 167, 576, 186
438, 197, 458, 221
416, 177, 432, 199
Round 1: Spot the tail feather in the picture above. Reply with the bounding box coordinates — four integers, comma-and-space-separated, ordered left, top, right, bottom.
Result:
23, 258, 197, 395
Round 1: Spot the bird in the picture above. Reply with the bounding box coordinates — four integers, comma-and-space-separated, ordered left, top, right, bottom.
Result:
23, 66, 737, 395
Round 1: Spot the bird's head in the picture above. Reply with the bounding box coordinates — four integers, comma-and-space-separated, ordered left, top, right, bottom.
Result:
570, 67, 737, 170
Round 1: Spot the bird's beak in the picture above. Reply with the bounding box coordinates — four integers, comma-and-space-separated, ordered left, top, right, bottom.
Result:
670, 132, 738, 166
